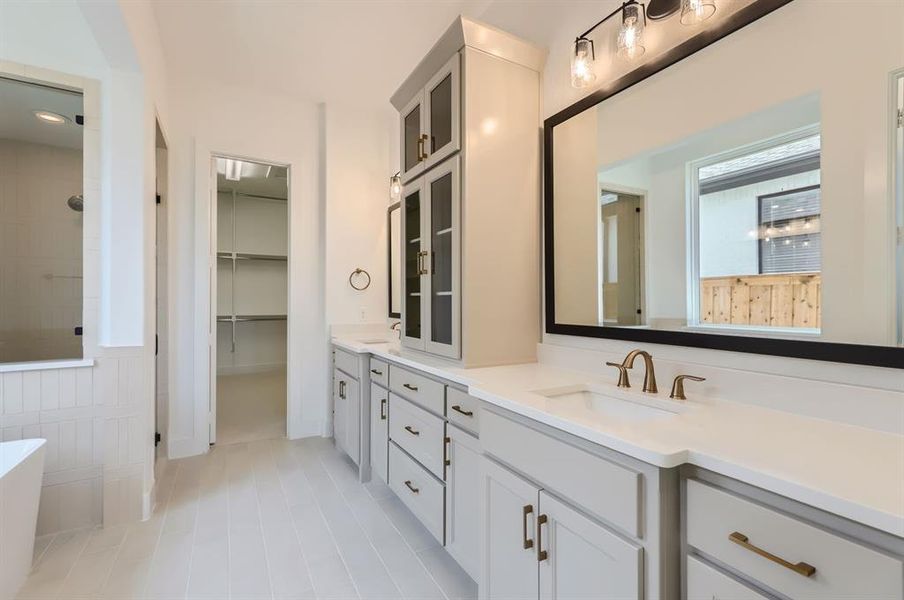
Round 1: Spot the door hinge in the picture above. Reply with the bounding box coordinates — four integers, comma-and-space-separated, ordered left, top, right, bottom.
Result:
635, 207, 641, 213
156, 193, 161, 204
154, 432, 161, 446
636, 308, 642, 315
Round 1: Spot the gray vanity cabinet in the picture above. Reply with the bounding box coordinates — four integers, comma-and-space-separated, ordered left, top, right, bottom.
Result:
332, 346, 368, 476
479, 406, 678, 600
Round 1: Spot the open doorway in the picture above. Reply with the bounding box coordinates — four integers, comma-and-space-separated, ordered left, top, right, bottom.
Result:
154, 120, 168, 468
597, 188, 644, 326
211, 156, 289, 446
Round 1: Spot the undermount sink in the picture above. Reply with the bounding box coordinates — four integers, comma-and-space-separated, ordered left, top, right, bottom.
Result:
532, 383, 684, 422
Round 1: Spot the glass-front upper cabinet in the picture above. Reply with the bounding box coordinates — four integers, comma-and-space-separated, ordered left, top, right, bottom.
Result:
399, 53, 460, 183
400, 157, 461, 358
401, 184, 425, 349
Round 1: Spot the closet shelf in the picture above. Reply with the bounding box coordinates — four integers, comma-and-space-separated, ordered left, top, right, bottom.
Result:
217, 314, 287, 322
217, 251, 288, 262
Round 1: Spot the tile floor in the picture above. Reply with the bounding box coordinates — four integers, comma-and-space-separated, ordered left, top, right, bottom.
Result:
216, 370, 287, 446
18, 437, 477, 600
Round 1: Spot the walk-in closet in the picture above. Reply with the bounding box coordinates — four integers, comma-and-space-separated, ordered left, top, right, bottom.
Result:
214, 158, 288, 445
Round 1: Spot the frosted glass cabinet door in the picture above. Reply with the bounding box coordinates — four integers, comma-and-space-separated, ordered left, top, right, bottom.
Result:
424, 53, 460, 171
538, 491, 642, 600
401, 92, 426, 183
424, 156, 460, 359
401, 182, 426, 351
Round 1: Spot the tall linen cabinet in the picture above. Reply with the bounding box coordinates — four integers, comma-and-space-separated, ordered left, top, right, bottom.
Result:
392, 17, 544, 367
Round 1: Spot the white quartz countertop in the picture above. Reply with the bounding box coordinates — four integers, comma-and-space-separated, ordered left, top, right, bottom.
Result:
332, 337, 904, 537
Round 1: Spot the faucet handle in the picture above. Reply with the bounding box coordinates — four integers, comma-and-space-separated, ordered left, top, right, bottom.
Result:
605, 362, 631, 388
669, 375, 706, 400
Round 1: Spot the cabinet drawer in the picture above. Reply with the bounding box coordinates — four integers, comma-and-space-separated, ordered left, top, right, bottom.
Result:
481, 409, 641, 537
389, 393, 446, 479
369, 358, 389, 387
686, 480, 903, 600
389, 442, 444, 544
334, 347, 359, 378
389, 364, 445, 415
686, 555, 767, 600
447, 387, 479, 434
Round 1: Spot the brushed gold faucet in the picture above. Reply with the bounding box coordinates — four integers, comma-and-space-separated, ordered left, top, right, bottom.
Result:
669, 375, 706, 400
606, 349, 658, 393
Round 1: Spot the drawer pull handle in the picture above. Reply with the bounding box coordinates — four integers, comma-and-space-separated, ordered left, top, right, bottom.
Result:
729, 532, 816, 578
371, 368, 383, 376
338, 380, 346, 399
404, 425, 420, 436
522, 505, 534, 549
380, 398, 387, 421
404, 480, 419, 494
444, 436, 451, 467
451, 405, 473, 417
537, 514, 548, 561
403, 383, 419, 392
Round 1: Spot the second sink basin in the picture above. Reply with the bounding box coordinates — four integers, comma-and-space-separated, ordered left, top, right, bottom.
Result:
532, 383, 684, 423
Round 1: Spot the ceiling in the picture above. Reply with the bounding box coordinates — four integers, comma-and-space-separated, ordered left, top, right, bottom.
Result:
150, 1, 600, 109
0, 77, 83, 149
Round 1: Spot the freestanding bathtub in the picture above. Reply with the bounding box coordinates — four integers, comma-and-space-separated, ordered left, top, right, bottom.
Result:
0, 439, 46, 600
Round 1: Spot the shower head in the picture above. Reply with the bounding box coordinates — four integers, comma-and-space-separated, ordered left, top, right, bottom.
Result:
67, 194, 83, 212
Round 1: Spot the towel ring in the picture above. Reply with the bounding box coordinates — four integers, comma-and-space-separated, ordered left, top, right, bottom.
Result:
349, 268, 371, 291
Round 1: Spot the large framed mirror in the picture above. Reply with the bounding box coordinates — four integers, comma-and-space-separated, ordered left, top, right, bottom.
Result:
545, 0, 903, 368
388, 202, 401, 318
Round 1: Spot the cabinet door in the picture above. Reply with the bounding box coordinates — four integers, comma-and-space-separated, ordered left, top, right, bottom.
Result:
424, 53, 460, 170
479, 457, 540, 600
446, 425, 481, 582
400, 92, 426, 183
369, 383, 389, 484
423, 155, 460, 359
401, 180, 426, 350
333, 369, 348, 455
345, 377, 360, 466
538, 491, 642, 600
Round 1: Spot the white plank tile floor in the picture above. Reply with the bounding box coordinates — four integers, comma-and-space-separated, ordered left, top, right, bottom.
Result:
17, 437, 477, 600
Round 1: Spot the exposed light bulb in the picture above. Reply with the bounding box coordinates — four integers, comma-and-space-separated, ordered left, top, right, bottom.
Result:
681, 0, 716, 25
571, 37, 596, 88
389, 173, 402, 201
617, 3, 646, 60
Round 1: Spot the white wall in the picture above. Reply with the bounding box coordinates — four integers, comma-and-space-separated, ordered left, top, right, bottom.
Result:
325, 104, 396, 328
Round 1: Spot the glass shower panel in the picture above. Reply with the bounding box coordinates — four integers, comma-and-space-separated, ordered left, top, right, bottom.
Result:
404, 189, 422, 340
430, 172, 453, 345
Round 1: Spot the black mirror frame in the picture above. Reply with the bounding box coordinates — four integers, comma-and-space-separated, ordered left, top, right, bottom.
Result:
543, 0, 902, 369
388, 202, 401, 319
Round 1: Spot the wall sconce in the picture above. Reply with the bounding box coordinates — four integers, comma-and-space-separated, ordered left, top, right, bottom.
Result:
389, 172, 401, 201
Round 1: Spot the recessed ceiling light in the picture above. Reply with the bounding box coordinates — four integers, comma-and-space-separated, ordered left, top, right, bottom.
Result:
33, 110, 68, 124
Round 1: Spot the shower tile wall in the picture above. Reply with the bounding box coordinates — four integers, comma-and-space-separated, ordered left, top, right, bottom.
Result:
0, 138, 83, 362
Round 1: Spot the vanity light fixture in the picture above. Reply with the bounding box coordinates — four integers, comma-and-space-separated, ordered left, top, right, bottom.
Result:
389, 172, 402, 201
33, 110, 67, 124
570, 1, 648, 88
680, 0, 716, 25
